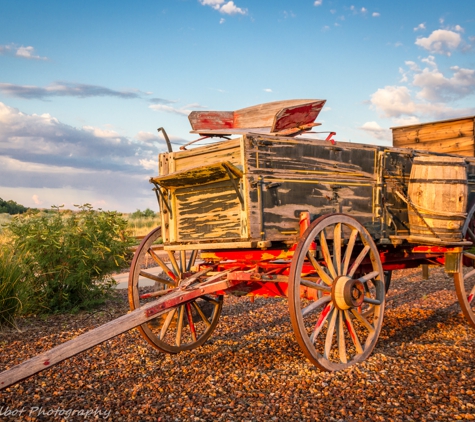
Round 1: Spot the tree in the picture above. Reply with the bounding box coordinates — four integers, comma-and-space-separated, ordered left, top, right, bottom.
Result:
0, 198, 28, 215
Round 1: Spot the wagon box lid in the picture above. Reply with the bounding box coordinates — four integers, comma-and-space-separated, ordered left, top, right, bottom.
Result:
151, 161, 243, 188
188, 99, 326, 136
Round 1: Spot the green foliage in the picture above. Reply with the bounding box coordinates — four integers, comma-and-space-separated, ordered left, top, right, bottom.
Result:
5, 204, 135, 314
0, 198, 28, 215
130, 208, 157, 219
0, 246, 27, 327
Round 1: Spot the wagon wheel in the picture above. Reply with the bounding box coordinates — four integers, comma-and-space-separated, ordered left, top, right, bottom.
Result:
128, 227, 223, 353
288, 214, 385, 371
454, 202, 475, 328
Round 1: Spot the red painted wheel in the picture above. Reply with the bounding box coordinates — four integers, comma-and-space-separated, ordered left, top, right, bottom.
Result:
288, 214, 385, 371
128, 227, 223, 353
454, 202, 475, 328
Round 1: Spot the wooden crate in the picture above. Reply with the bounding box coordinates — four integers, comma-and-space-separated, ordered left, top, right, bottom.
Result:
391, 116, 475, 156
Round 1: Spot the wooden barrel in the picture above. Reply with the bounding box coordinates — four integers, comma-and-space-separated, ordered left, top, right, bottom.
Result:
407, 156, 467, 242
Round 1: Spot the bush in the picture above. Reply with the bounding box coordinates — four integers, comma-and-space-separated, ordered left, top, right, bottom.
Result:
130, 208, 157, 219
0, 246, 27, 327
5, 204, 135, 314
0, 197, 28, 215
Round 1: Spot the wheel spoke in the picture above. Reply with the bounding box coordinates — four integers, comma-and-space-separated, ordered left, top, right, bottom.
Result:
363, 297, 381, 305
140, 288, 173, 299
348, 245, 371, 278
300, 278, 332, 293
467, 227, 475, 243
180, 250, 187, 273
185, 303, 197, 342
310, 304, 333, 343
463, 251, 475, 261
357, 271, 380, 284
148, 248, 178, 282
167, 251, 182, 279
334, 223, 342, 276
350, 308, 375, 334
200, 295, 222, 305
342, 228, 359, 276
337, 310, 347, 364
467, 284, 475, 305
302, 295, 332, 317
307, 252, 333, 286
192, 301, 212, 327
138, 270, 175, 287
343, 310, 363, 355
320, 230, 337, 279
324, 308, 338, 359
187, 250, 199, 271
464, 267, 475, 281
160, 308, 177, 340
175, 305, 185, 347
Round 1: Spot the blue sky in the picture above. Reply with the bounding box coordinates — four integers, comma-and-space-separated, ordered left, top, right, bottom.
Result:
1, 0, 475, 212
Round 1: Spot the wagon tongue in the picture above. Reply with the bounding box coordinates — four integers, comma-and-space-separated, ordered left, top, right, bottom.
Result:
0, 268, 240, 391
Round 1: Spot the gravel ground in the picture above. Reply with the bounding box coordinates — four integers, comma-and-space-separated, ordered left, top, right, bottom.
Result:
0, 266, 474, 421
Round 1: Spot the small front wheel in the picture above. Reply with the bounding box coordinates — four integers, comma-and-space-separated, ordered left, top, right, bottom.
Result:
128, 227, 223, 353
288, 214, 385, 371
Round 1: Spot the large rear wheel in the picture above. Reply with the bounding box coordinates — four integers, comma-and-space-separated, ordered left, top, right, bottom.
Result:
454, 203, 475, 328
288, 214, 385, 371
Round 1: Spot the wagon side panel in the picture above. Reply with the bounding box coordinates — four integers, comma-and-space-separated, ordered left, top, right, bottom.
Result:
243, 135, 381, 242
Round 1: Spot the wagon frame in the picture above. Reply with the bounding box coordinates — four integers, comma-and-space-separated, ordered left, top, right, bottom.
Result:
2, 99, 475, 389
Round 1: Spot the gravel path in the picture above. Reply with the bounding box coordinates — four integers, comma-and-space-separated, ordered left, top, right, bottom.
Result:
1, 266, 474, 421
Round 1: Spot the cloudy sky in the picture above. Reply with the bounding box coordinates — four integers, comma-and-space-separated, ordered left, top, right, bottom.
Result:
1, 0, 475, 212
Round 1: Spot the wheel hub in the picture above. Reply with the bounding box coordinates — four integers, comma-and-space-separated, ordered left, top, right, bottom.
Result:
332, 276, 365, 310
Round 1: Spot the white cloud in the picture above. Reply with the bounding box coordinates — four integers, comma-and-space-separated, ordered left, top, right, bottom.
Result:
359, 122, 390, 141
413, 65, 475, 102
32, 194, 43, 205
414, 23, 426, 32
220, 18, 225, 24
370, 54, 475, 123
0, 102, 167, 212
0, 44, 47, 60
314, 0, 323, 6
415, 29, 462, 56
372, 12, 380, 17
199, 0, 247, 15
149, 104, 191, 116
370, 86, 416, 118
263, 88, 273, 93
135, 131, 159, 143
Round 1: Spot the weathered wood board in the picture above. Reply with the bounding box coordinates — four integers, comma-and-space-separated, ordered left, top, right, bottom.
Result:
391, 117, 475, 156
188, 99, 326, 135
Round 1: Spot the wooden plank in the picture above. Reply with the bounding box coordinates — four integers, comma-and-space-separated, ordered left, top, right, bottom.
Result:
0, 276, 240, 391
395, 136, 474, 154
175, 180, 243, 240
392, 118, 474, 151
271, 100, 326, 132
171, 139, 242, 173
188, 111, 234, 131
234, 99, 320, 129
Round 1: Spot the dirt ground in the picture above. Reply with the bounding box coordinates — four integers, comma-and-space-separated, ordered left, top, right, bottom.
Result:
0, 266, 474, 421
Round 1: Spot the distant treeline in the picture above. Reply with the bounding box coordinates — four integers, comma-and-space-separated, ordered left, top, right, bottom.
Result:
0, 198, 29, 215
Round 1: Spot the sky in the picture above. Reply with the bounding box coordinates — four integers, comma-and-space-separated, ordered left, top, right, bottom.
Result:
1, 0, 475, 213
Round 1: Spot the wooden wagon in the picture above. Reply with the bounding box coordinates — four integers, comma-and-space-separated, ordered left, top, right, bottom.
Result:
2, 99, 475, 388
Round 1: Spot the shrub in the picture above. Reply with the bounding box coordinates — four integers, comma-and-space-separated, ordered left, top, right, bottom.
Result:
5, 204, 135, 314
0, 246, 27, 327
0, 197, 28, 215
